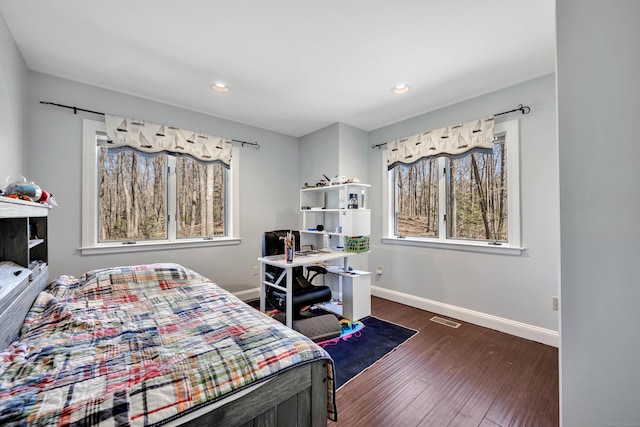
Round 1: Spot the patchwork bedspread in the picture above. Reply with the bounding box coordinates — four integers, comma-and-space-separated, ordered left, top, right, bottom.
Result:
0, 263, 335, 426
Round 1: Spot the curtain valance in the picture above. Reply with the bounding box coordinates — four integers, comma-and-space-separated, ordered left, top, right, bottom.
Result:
105, 115, 233, 167
386, 116, 495, 170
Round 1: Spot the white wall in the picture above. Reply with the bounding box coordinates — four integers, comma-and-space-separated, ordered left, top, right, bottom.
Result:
298, 123, 339, 187
337, 123, 369, 185
0, 13, 28, 183
557, 1, 640, 424
298, 122, 369, 187
367, 74, 560, 335
26, 72, 300, 292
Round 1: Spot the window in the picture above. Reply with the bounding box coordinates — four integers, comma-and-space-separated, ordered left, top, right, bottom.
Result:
393, 156, 439, 238
384, 119, 521, 254
175, 157, 227, 239
447, 137, 507, 242
82, 119, 239, 254
98, 148, 168, 241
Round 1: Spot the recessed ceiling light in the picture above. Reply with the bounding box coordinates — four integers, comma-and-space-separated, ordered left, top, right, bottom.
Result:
211, 82, 229, 93
391, 84, 409, 94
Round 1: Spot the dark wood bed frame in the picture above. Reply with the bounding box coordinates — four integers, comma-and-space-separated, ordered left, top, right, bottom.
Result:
183, 359, 329, 427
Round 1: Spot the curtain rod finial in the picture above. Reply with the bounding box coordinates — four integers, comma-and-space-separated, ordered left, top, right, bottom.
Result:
517, 104, 531, 114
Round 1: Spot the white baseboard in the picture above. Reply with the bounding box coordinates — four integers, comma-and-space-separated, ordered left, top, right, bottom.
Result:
371, 286, 559, 348
233, 288, 260, 301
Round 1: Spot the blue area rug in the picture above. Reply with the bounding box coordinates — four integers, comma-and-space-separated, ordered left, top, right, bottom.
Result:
245, 300, 417, 389
318, 316, 417, 389
312, 308, 364, 342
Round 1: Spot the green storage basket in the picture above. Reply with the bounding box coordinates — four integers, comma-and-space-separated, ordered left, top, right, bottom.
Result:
345, 236, 370, 253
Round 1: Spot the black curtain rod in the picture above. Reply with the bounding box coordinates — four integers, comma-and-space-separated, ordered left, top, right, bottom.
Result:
231, 139, 260, 149
494, 104, 531, 116
39, 101, 260, 149
370, 104, 530, 149
40, 101, 104, 116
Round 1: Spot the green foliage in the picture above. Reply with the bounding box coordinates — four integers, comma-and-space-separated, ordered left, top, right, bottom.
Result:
141, 215, 165, 239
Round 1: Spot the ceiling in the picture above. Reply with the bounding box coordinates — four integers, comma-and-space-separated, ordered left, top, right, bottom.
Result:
0, 1, 555, 138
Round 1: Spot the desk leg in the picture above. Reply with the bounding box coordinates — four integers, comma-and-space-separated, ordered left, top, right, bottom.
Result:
341, 256, 349, 308
259, 262, 266, 313
286, 267, 293, 328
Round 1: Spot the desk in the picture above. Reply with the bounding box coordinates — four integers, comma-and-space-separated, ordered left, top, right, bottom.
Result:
257, 250, 352, 328
323, 267, 371, 321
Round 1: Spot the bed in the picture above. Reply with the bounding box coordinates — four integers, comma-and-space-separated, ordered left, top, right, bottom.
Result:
0, 263, 336, 426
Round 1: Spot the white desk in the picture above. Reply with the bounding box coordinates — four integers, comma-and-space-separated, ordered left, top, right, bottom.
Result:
257, 250, 352, 328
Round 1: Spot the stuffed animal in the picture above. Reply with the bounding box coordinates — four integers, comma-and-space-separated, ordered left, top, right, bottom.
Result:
3, 176, 59, 207
5, 180, 42, 201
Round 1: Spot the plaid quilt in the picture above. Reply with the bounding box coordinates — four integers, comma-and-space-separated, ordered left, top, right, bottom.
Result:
0, 263, 336, 426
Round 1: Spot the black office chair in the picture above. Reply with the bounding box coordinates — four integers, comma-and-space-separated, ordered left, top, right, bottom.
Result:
262, 230, 332, 319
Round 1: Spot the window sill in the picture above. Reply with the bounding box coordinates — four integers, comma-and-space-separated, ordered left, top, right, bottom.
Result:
79, 237, 242, 255
381, 236, 523, 255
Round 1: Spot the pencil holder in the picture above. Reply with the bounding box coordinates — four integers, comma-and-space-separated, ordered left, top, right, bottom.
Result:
285, 244, 294, 263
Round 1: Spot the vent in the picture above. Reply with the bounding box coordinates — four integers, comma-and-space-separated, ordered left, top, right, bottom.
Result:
430, 316, 461, 329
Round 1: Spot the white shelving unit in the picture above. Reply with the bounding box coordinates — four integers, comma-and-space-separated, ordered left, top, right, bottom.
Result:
299, 183, 370, 250
299, 183, 372, 320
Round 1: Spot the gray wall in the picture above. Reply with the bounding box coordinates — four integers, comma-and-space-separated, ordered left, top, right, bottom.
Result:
368, 74, 560, 332
298, 122, 369, 187
26, 72, 300, 291
298, 123, 339, 187
0, 13, 28, 182
338, 123, 369, 186
557, 0, 640, 424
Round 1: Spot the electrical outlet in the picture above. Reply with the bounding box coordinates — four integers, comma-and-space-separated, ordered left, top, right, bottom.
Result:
252, 265, 258, 276
376, 267, 383, 275
552, 296, 558, 311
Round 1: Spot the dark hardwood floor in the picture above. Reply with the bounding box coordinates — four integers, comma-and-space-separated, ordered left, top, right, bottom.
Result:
329, 297, 559, 427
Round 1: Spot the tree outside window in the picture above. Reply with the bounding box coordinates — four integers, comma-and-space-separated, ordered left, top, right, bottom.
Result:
98, 149, 167, 241
394, 157, 438, 237
176, 157, 226, 238
98, 147, 227, 242
447, 138, 507, 242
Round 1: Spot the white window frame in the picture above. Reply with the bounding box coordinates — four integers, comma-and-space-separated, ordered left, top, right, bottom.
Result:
382, 119, 522, 255
80, 119, 240, 254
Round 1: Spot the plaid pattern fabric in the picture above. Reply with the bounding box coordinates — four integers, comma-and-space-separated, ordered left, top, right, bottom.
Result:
0, 263, 336, 425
